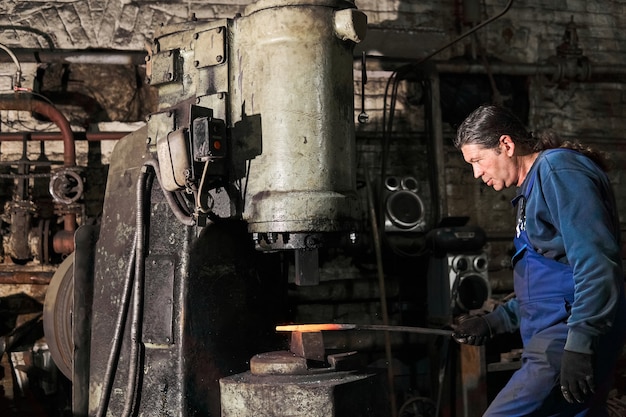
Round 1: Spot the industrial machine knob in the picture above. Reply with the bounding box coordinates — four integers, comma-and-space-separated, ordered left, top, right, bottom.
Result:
49, 168, 84, 204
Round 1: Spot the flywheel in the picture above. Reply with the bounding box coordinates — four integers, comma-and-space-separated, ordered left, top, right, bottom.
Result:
43, 253, 74, 380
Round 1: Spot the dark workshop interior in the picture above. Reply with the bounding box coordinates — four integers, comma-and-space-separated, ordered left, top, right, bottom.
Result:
1, 0, 626, 416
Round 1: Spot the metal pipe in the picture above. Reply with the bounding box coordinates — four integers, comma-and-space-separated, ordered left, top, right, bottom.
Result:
434, 60, 570, 77
0, 93, 78, 253
0, 131, 130, 142
52, 215, 77, 254
434, 60, 548, 75
0, 49, 147, 66
363, 58, 626, 78
426, 68, 446, 222
0, 93, 76, 166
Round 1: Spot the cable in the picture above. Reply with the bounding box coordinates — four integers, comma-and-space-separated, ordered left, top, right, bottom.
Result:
142, 158, 195, 226
0, 26, 56, 49
195, 159, 215, 214
95, 234, 137, 417
96, 159, 191, 416
121, 164, 151, 417
415, 0, 514, 66
0, 42, 22, 88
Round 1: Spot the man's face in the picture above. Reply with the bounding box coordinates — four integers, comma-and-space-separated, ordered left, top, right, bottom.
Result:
460, 141, 517, 191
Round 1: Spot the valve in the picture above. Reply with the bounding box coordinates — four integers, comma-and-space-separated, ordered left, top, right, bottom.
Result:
49, 168, 84, 204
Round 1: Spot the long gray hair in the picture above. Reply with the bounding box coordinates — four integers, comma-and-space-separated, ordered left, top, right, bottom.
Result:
454, 105, 611, 171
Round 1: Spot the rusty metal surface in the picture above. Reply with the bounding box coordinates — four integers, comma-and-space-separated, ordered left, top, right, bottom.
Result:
88, 127, 287, 416
220, 369, 383, 417
0, 270, 53, 285
250, 351, 308, 376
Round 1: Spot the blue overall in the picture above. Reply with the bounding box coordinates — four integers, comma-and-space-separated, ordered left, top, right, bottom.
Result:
484, 161, 626, 417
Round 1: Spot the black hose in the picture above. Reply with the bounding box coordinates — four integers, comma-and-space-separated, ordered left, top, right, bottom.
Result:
95, 234, 137, 417
142, 158, 195, 226
96, 158, 191, 416
121, 165, 150, 417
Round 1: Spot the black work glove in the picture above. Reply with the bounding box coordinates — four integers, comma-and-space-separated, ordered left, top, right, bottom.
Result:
452, 315, 493, 345
560, 350, 595, 404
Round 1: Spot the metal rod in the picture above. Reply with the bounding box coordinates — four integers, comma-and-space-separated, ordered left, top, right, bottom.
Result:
365, 169, 397, 417
276, 323, 453, 337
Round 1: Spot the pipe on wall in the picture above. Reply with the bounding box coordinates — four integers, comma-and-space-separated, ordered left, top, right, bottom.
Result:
0, 93, 76, 166
0, 131, 130, 142
0, 49, 147, 66
0, 93, 77, 253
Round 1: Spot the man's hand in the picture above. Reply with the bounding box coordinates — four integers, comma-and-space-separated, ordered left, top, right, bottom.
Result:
452, 315, 492, 345
560, 350, 595, 404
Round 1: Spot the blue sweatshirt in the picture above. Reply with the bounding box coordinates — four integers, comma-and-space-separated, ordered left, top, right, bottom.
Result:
490, 149, 623, 354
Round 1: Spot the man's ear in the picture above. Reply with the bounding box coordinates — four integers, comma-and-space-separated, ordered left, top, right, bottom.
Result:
499, 135, 515, 156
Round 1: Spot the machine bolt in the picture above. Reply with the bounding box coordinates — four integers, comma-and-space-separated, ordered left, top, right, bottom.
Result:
193, 33, 199, 40
216, 55, 223, 63
194, 60, 199, 67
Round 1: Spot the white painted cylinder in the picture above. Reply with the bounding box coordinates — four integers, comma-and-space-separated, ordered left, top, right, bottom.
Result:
232, 0, 366, 238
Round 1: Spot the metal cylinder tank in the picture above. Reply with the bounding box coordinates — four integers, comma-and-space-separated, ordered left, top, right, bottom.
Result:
232, 0, 367, 250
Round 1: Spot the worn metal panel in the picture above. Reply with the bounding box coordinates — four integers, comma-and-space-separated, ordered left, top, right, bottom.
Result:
143, 255, 175, 345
